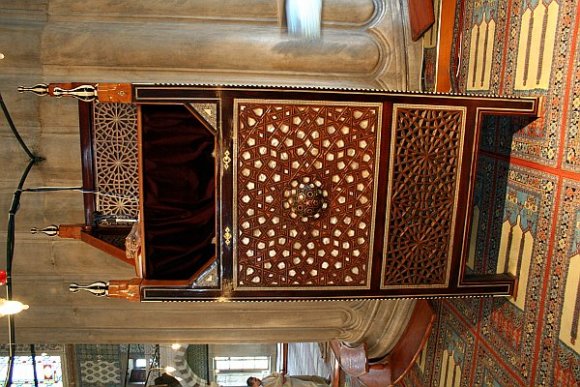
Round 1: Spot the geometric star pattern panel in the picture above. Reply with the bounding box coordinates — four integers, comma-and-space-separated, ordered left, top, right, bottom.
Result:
383, 106, 465, 288
234, 100, 382, 289
93, 102, 139, 219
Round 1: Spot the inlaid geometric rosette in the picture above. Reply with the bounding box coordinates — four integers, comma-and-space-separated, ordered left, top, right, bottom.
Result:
283, 177, 329, 222
382, 105, 466, 288
234, 100, 382, 289
93, 102, 139, 219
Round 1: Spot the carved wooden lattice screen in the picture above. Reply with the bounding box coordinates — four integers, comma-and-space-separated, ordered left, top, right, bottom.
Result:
383, 105, 465, 289
92, 102, 139, 220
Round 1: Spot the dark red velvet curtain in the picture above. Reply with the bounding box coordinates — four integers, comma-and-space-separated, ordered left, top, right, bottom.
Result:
140, 104, 215, 279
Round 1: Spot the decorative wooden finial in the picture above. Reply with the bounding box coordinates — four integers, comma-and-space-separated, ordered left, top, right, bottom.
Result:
51, 84, 98, 102
18, 84, 49, 97
30, 225, 59, 237
69, 281, 109, 297
18, 82, 132, 103
18, 83, 98, 102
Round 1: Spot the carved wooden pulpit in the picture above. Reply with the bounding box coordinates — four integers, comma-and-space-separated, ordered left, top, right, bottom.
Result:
20, 83, 540, 302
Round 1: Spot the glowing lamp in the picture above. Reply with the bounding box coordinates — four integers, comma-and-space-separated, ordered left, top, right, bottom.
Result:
0, 299, 29, 316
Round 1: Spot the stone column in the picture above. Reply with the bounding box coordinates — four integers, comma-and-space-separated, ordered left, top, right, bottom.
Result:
40, 0, 419, 89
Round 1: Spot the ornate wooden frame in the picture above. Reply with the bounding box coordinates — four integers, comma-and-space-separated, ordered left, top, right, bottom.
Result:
26, 83, 540, 302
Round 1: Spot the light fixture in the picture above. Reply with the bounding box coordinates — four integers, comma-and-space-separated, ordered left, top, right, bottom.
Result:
286, 0, 322, 39
171, 343, 181, 350
0, 298, 29, 316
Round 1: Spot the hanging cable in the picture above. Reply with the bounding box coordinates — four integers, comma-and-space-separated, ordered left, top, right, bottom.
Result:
5, 157, 36, 387
30, 345, 38, 387
122, 344, 131, 387
19, 186, 82, 193
0, 92, 41, 162
18, 187, 138, 201
1, 90, 44, 387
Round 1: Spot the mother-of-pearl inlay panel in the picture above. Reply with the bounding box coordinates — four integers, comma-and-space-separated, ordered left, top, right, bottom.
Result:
233, 100, 382, 289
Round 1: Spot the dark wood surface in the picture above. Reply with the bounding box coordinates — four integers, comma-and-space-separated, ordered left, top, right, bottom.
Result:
382, 300, 435, 385
80, 228, 133, 266
78, 101, 97, 225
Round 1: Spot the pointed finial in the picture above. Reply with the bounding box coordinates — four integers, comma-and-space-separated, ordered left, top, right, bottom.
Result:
30, 225, 59, 237
18, 84, 49, 97
52, 84, 97, 102
69, 281, 109, 297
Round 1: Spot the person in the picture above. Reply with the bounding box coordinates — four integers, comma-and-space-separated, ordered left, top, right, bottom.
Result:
247, 373, 329, 387
153, 372, 182, 387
